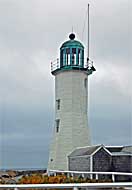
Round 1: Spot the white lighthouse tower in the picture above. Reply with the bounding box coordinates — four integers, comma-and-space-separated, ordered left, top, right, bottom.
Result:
48, 33, 95, 170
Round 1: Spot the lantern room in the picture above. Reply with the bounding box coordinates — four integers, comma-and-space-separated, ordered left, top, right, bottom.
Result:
60, 33, 84, 68
51, 33, 96, 75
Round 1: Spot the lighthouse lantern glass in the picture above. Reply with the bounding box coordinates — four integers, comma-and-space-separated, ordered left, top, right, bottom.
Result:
60, 36, 84, 69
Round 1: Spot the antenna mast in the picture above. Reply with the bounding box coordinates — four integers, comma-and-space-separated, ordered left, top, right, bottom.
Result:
87, 3, 90, 63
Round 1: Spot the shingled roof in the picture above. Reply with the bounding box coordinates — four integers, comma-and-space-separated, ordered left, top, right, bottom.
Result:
122, 146, 132, 154
69, 145, 132, 157
106, 146, 123, 153
106, 145, 132, 155
68, 145, 102, 157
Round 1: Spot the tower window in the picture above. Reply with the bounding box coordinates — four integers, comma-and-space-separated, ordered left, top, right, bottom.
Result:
56, 99, 60, 110
66, 48, 70, 65
72, 48, 76, 65
78, 49, 81, 65
84, 78, 87, 88
72, 54, 74, 65
56, 119, 60, 133
60, 50, 63, 67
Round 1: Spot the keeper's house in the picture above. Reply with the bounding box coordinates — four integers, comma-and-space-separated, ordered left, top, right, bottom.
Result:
68, 144, 132, 181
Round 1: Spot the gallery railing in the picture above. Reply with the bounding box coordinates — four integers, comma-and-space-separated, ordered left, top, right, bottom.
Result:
51, 58, 94, 72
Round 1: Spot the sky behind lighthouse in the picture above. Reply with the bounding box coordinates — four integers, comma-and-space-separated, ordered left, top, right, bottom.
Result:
0, 0, 131, 169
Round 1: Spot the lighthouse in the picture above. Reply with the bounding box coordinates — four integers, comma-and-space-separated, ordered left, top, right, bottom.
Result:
48, 33, 95, 170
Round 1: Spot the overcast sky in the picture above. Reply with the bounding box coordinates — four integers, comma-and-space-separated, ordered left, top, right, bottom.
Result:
0, 0, 131, 169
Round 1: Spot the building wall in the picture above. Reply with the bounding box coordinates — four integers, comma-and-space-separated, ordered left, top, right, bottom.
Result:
68, 148, 112, 173
68, 156, 90, 171
48, 70, 90, 170
112, 155, 132, 172
93, 148, 112, 172
112, 155, 132, 181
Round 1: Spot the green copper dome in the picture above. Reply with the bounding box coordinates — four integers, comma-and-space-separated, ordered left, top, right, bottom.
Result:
60, 39, 84, 49
60, 33, 84, 49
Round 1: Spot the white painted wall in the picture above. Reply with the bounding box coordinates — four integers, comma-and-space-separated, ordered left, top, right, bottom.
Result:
48, 70, 91, 170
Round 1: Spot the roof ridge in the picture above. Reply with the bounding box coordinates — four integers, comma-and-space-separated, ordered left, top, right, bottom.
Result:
75, 144, 102, 150
106, 146, 124, 148
122, 145, 132, 148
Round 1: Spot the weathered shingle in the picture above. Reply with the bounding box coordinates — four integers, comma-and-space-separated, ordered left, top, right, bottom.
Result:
106, 147, 123, 153
68, 145, 101, 157
122, 146, 132, 154
69, 145, 132, 157
106, 145, 132, 155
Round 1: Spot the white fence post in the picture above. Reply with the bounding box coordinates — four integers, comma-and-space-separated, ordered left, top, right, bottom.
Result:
112, 174, 115, 182
95, 174, 98, 180
47, 169, 50, 176
73, 187, 78, 190
90, 174, 93, 180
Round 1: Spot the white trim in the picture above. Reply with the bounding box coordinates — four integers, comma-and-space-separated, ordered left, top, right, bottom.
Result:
102, 146, 112, 156
74, 144, 102, 150
90, 146, 102, 156
91, 145, 112, 156
0, 182, 132, 189
90, 155, 93, 172
90, 155, 93, 179
106, 146, 124, 148
69, 155, 90, 158
49, 170, 132, 176
112, 154, 132, 156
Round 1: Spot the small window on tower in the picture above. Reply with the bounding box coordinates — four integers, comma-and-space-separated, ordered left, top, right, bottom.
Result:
84, 78, 87, 88
56, 119, 60, 133
56, 99, 60, 110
